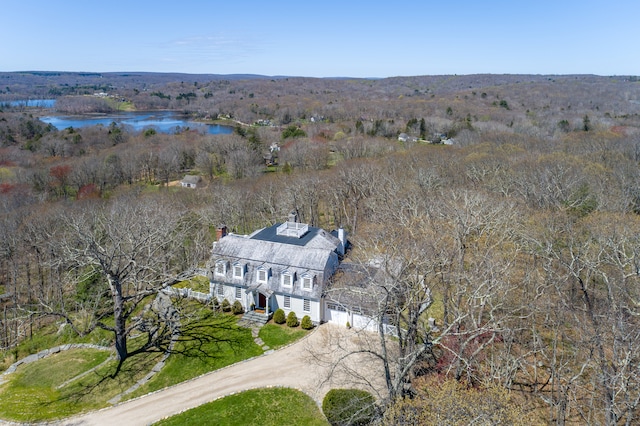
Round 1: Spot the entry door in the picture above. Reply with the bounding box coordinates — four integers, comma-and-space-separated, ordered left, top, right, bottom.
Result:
258, 293, 267, 309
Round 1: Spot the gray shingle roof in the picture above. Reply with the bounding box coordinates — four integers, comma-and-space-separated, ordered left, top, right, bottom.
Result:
181, 175, 202, 184
210, 223, 342, 299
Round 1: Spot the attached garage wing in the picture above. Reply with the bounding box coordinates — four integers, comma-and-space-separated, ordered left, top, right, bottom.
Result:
325, 302, 349, 326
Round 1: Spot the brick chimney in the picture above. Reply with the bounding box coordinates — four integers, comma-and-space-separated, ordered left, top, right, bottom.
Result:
216, 225, 228, 241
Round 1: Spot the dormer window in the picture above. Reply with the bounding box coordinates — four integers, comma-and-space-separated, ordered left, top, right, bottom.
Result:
302, 275, 313, 291
233, 263, 244, 279
282, 271, 293, 287
257, 267, 269, 284
215, 261, 227, 276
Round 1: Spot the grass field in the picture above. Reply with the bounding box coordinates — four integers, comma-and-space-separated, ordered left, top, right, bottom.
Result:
154, 387, 328, 426
259, 323, 309, 349
126, 313, 262, 398
0, 348, 114, 421
0, 309, 313, 422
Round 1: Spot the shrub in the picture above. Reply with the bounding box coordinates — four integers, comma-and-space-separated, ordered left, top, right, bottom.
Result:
273, 308, 286, 324
286, 311, 299, 327
211, 298, 220, 310
322, 388, 376, 426
221, 298, 231, 312
232, 300, 244, 315
301, 315, 313, 330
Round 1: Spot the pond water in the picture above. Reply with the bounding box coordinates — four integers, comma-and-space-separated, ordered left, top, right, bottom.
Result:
39, 111, 233, 135
4, 99, 57, 108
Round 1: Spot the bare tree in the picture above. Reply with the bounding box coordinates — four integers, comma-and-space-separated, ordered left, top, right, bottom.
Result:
44, 195, 200, 374
317, 189, 523, 420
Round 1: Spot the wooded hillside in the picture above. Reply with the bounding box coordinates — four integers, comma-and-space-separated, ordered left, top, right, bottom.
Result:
2, 72, 640, 424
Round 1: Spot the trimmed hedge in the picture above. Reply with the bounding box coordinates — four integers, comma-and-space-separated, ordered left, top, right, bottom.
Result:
286, 311, 299, 327
322, 388, 377, 426
232, 300, 244, 315
221, 299, 231, 312
273, 308, 286, 324
301, 315, 313, 330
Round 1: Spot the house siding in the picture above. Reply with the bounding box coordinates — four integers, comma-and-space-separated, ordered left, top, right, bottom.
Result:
273, 293, 321, 323
208, 222, 349, 327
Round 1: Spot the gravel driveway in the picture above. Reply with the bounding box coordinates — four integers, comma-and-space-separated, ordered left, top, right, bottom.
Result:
61, 324, 386, 426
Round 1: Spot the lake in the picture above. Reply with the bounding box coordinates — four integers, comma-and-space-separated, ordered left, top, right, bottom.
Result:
4, 99, 57, 108
39, 111, 234, 135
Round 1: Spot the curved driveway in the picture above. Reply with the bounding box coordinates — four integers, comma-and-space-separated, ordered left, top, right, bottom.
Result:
63, 324, 385, 426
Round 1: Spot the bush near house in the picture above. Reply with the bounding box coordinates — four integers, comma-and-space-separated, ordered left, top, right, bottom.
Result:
301, 315, 313, 330
273, 308, 286, 324
286, 311, 299, 328
221, 299, 231, 312
322, 388, 377, 426
232, 300, 244, 315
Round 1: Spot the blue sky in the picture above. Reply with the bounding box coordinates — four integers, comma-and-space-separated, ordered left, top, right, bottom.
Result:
2, 0, 638, 77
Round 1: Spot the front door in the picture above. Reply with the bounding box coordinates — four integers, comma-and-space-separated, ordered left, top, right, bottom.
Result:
257, 293, 267, 309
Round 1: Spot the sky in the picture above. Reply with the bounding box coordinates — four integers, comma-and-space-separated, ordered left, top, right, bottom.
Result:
2, 0, 639, 78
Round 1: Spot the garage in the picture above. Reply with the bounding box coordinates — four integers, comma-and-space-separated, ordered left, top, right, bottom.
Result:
324, 302, 349, 326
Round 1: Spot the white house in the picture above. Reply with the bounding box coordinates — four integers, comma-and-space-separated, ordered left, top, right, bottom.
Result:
181, 175, 202, 188
208, 214, 348, 325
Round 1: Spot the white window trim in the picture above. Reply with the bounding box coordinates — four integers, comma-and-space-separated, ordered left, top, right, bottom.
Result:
257, 268, 268, 284
327, 303, 346, 312
233, 263, 244, 279
235, 286, 242, 300
302, 275, 313, 291
284, 295, 291, 309
281, 271, 293, 287
303, 299, 311, 312
217, 284, 224, 296
215, 261, 226, 276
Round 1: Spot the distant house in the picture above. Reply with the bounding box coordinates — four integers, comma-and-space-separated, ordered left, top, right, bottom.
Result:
398, 133, 417, 143
181, 175, 202, 189
208, 213, 352, 326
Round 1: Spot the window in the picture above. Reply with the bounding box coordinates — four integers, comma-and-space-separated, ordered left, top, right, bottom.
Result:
282, 271, 292, 287
302, 276, 313, 290
235, 286, 242, 300
257, 268, 268, 283
215, 261, 226, 276
233, 263, 244, 279
284, 295, 291, 309
327, 303, 346, 312
217, 284, 224, 296
303, 299, 310, 312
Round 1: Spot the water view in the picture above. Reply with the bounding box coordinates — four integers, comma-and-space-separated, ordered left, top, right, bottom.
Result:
4, 99, 57, 108
39, 111, 233, 135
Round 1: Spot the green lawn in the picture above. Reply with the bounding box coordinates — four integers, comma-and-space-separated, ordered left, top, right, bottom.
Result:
259, 323, 309, 349
126, 313, 263, 398
154, 387, 329, 426
172, 275, 209, 293
0, 311, 312, 422
1, 322, 112, 372
0, 312, 260, 422
0, 348, 114, 422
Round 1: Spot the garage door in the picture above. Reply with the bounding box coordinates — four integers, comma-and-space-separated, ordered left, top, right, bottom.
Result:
325, 303, 349, 326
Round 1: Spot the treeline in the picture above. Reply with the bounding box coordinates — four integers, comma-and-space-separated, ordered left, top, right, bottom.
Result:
1, 73, 640, 423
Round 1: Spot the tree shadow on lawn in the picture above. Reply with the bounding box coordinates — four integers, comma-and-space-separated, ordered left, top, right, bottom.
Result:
2, 309, 257, 422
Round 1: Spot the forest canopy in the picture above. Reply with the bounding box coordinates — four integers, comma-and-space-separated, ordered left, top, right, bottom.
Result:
1, 72, 640, 424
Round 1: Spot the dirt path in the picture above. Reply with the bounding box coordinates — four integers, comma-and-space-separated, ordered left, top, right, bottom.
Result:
62, 324, 386, 426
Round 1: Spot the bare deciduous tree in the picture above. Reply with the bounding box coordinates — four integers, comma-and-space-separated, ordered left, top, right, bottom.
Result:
44, 195, 200, 374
